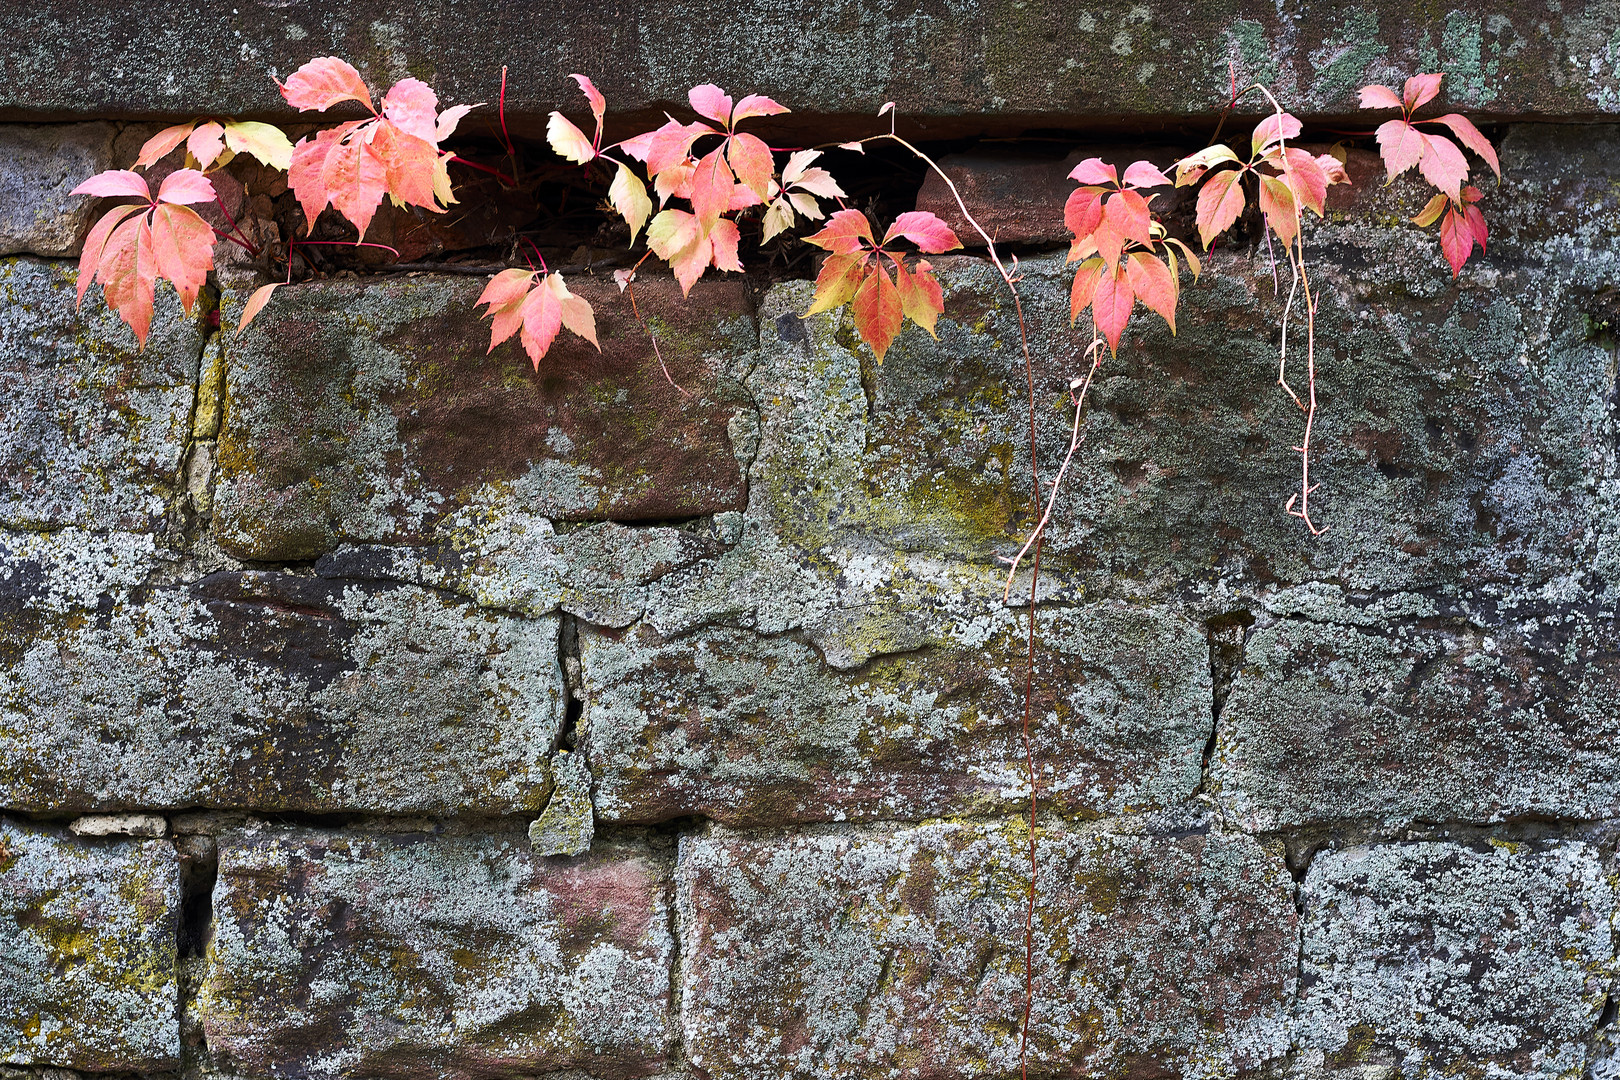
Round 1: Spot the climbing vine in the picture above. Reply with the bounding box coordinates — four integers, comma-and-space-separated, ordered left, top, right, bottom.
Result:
55, 57, 1500, 1076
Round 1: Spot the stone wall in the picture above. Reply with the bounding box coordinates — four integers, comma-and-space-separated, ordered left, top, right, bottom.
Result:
1, 3, 1619, 1078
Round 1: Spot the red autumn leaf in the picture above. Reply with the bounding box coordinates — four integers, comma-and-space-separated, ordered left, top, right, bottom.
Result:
1064, 187, 1104, 240
883, 211, 962, 253
689, 146, 736, 228
805, 209, 875, 255
1068, 158, 1117, 185
1258, 174, 1299, 247
279, 57, 373, 112
1403, 73, 1444, 111
1428, 114, 1500, 178
688, 84, 735, 126
1124, 251, 1177, 333
1275, 146, 1330, 215
148, 202, 214, 314
1438, 204, 1476, 277
805, 252, 868, 316
895, 259, 945, 338
477, 270, 598, 368
1463, 202, 1488, 250
851, 261, 903, 363
75, 203, 144, 306
319, 133, 389, 237
369, 122, 441, 210
1092, 262, 1134, 354
1121, 160, 1172, 189
1104, 190, 1152, 248
642, 120, 712, 177
1417, 132, 1468, 202
1068, 257, 1106, 325
1375, 119, 1426, 180
1358, 84, 1403, 110
1195, 167, 1246, 248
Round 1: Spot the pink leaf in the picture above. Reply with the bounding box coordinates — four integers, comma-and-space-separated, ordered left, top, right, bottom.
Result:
571, 74, 606, 128
477, 268, 537, 351
882, 210, 962, 253
1358, 84, 1403, 110
1252, 112, 1303, 155
1103, 190, 1152, 248
1438, 205, 1473, 277
1417, 132, 1468, 202
688, 84, 734, 127
725, 132, 775, 200
288, 129, 341, 231
435, 103, 479, 143
689, 146, 736, 228
1375, 119, 1426, 179
1121, 160, 1172, 189
279, 57, 373, 113
1067, 157, 1117, 185
1064, 188, 1103, 242
709, 218, 743, 273
237, 282, 281, 335
134, 124, 194, 170
186, 122, 227, 170
1124, 250, 1177, 333
148, 203, 215, 315
381, 78, 440, 143
156, 169, 217, 206
76, 204, 145, 307
1428, 114, 1500, 177
644, 120, 713, 177
732, 94, 790, 121
71, 170, 151, 200
1092, 262, 1134, 354
1403, 73, 1444, 112
1195, 168, 1246, 249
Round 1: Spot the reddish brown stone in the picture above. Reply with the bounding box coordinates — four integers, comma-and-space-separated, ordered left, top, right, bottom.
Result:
215, 274, 755, 561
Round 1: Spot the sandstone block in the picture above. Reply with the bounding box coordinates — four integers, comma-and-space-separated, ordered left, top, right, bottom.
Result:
0, 564, 563, 814
0, 818, 179, 1071
679, 820, 1296, 1078
1213, 589, 1620, 829
0, 257, 202, 532
214, 275, 755, 561
199, 826, 673, 1080
1294, 841, 1611, 1074
584, 602, 1210, 825
0, 124, 116, 256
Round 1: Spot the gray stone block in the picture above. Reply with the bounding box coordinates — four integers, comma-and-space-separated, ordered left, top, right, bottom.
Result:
0, 124, 116, 257
0, 818, 179, 1071
198, 826, 673, 1080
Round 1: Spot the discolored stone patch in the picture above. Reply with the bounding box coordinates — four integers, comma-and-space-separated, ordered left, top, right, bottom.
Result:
0, 818, 179, 1071
0, 257, 202, 532
1213, 588, 1620, 829
214, 275, 755, 561
583, 602, 1210, 825
1294, 840, 1611, 1075
678, 819, 1296, 1079
199, 826, 673, 1080
0, 563, 563, 814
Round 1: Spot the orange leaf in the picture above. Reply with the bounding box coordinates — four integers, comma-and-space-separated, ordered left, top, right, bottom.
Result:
477, 268, 538, 351
895, 258, 945, 338
1417, 132, 1468, 202
288, 129, 342, 232
135, 124, 194, 169
76, 204, 145, 307
1251, 112, 1302, 156
99, 214, 159, 348
1428, 114, 1499, 178
237, 283, 281, 335
689, 147, 735, 229
1092, 262, 1133, 354
804, 209, 874, 254
1195, 168, 1246, 249
1258, 174, 1299, 247
320, 133, 389, 237
851, 261, 902, 362
709, 219, 743, 273
1124, 251, 1177, 333
370, 121, 443, 211
1411, 192, 1449, 228
725, 132, 775, 201
1068, 257, 1105, 325
1103, 190, 1152, 249
805, 252, 868, 317
187, 123, 227, 170
280, 57, 374, 113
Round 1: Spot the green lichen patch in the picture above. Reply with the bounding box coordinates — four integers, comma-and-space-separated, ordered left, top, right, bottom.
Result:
0, 818, 179, 1070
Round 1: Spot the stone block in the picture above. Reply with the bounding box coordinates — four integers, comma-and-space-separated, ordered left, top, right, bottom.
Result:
4, 4, 1618, 130
0, 563, 563, 814
214, 275, 755, 561
0, 257, 202, 532
1294, 841, 1611, 1075
1213, 588, 1620, 829
199, 826, 673, 1080
0, 818, 179, 1071
678, 819, 1296, 1079
0, 124, 116, 256
583, 602, 1210, 825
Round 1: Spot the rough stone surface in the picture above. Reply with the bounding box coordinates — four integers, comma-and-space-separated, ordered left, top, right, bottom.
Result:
1214, 588, 1620, 830
0, 257, 202, 532
4, 3, 1620, 130
0, 124, 116, 256
199, 826, 673, 1080
1294, 841, 1612, 1076
214, 275, 756, 562
0, 818, 179, 1071
0, 565, 564, 814
584, 602, 1210, 825
679, 819, 1297, 1078
530, 750, 595, 856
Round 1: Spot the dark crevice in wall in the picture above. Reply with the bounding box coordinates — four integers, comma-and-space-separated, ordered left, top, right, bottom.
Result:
1198, 610, 1253, 796
175, 834, 217, 960
558, 612, 583, 754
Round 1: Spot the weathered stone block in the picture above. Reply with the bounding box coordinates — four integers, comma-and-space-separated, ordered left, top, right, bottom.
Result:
4, 3, 1618, 129
0, 565, 563, 814
199, 826, 673, 1080
0, 818, 179, 1071
679, 819, 1296, 1079
584, 602, 1210, 825
1213, 588, 1620, 829
1294, 841, 1611, 1075
214, 275, 755, 561
0, 124, 116, 256
0, 257, 202, 532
